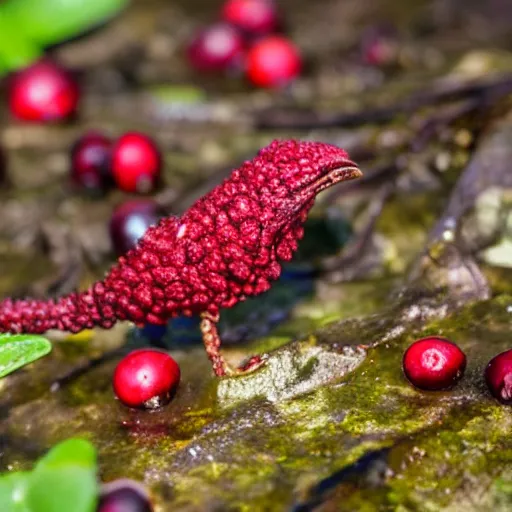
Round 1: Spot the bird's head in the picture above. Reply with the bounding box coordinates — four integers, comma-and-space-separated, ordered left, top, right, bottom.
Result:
250, 139, 362, 230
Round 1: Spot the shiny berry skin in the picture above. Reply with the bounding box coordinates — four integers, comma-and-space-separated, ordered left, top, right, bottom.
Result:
246, 36, 301, 88
113, 349, 180, 409
186, 23, 246, 73
111, 132, 162, 194
8, 59, 79, 122
98, 479, 153, 512
485, 349, 512, 404
71, 131, 112, 193
109, 199, 163, 256
402, 337, 466, 390
221, 0, 279, 37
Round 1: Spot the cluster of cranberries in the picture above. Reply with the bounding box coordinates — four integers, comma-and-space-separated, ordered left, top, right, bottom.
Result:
72, 131, 162, 195
3, 58, 162, 195
402, 337, 512, 404
187, 0, 301, 88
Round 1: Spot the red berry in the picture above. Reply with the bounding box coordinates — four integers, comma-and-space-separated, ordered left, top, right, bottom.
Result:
71, 131, 113, 193
109, 199, 163, 256
246, 35, 301, 88
8, 59, 79, 122
98, 479, 153, 512
221, 0, 279, 37
402, 337, 466, 390
186, 23, 246, 73
111, 132, 162, 193
485, 349, 512, 404
361, 26, 399, 67
113, 349, 180, 409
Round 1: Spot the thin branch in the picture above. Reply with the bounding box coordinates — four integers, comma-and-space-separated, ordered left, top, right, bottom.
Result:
255, 74, 512, 130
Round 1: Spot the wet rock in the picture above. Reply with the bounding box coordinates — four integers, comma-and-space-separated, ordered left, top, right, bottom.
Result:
218, 340, 366, 406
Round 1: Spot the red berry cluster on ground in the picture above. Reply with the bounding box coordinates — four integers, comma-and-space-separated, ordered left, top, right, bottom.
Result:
186, 0, 301, 88
403, 337, 512, 405
70, 130, 162, 195
113, 349, 180, 409
8, 59, 79, 122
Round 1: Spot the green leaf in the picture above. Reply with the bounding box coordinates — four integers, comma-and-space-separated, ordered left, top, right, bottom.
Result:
26, 467, 97, 512
0, 12, 42, 74
0, 440, 98, 512
0, 0, 129, 47
0, 334, 52, 379
35, 439, 96, 471
0, 472, 30, 512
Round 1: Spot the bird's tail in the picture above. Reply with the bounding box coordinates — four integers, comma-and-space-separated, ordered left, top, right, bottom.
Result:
0, 282, 117, 334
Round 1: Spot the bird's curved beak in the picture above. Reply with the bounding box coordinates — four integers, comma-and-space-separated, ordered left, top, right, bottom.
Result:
306, 162, 363, 196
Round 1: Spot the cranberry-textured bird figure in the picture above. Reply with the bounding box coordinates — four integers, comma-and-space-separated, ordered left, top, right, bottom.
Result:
0, 140, 362, 376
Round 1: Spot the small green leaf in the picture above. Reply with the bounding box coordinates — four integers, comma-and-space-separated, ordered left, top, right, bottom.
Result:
35, 439, 96, 471
0, 334, 52, 378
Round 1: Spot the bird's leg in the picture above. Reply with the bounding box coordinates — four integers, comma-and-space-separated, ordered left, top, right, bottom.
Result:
200, 312, 227, 377
200, 312, 267, 377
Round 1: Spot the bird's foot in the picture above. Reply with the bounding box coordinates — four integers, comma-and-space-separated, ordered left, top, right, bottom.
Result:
229, 353, 268, 376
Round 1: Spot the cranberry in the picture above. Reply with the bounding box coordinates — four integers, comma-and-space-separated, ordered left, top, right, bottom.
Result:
113, 349, 180, 409
98, 479, 153, 512
109, 199, 163, 256
221, 0, 279, 37
402, 337, 466, 390
71, 131, 113, 193
361, 26, 399, 67
245, 35, 301, 88
8, 59, 79, 122
186, 23, 246, 73
111, 132, 162, 194
485, 349, 512, 404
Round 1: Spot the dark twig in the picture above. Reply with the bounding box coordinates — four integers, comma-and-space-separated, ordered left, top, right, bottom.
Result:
324, 96, 484, 206
50, 347, 124, 392
255, 74, 512, 130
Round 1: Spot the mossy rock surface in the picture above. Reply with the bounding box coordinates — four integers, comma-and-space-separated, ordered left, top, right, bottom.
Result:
0, 296, 511, 510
